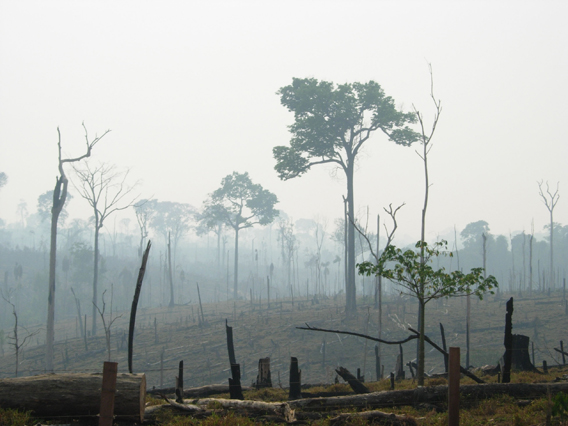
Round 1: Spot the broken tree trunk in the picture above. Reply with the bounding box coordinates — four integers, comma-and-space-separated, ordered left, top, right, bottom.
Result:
289, 357, 302, 400
335, 366, 370, 394
288, 382, 568, 412
0, 372, 146, 422
128, 240, 151, 374
503, 297, 514, 383
256, 357, 272, 389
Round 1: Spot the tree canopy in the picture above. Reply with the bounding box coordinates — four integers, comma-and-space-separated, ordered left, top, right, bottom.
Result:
202, 171, 278, 298
274, 77, 419, 312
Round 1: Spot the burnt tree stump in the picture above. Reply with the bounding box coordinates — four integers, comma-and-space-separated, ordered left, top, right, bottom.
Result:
256, 357, 272, 389
289, 357, 302, 400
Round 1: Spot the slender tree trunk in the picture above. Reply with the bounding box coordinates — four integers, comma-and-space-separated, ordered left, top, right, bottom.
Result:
168, 233, 174, 308
234, 227, 239, 299
417, 298, 426, 386
92, 222, 100, 336
46, 178, 64, 372
529, 234, 533, 294
346, 162, 356, 313
550, 210, 554, 290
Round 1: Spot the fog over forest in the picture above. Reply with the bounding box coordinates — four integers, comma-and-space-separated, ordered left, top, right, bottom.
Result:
0, 1, 567, 385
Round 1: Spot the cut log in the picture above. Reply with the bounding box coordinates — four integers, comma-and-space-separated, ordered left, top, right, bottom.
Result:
0, 372, 146, 422
288, 382, 568, 412
329, 410, 417, 426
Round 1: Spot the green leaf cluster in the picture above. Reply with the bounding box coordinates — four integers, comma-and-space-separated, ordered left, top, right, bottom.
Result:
358, 240, 498, 303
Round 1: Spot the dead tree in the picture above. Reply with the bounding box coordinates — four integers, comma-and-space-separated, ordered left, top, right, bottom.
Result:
503, 297, 514, 383
46, 124, 108, 372
73, 161, 138, 335
1, 290, 40, 377
538, 180, 560, 290
128, 240, 151, 373
93, 288, 122, 361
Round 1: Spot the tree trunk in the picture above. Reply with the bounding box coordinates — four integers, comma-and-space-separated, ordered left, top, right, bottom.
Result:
335, 366, 369, 394
46, 178, 65, 372
346, 161, 356, 313
0, 373, 146, 422
329, 410, 416, 426
168, 232, 174, 308
417, 298, 426, 386
92, 222, 100, 336
289, 382, 568, 412
234, 227, 239, 299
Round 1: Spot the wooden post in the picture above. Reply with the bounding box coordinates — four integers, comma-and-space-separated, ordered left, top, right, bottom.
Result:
99, 361, 118, 426
543, 360, 548, 373
440, 323, 448, 373
175, 360, 183, 403
448, 347, 460, 426
390, 372, 395, 390
289, 357, 302, 400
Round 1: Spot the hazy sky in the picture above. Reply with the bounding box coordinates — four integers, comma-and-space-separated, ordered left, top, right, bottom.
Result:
1, 0, 567, 244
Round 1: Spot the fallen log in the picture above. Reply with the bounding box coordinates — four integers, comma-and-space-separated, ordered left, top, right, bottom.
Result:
0, 372, 146, 422
288, 382, 568, 411
329, 410, 417, 426
189, 397, 296, 422
147, 384, 253, 397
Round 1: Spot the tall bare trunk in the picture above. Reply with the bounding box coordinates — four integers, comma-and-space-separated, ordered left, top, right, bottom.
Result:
92, 223, 100, 336
346, 161, 356, 313
233, 227, 239, 299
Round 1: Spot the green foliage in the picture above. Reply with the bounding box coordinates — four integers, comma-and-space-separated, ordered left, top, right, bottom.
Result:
273, 78, 419, 180
0, 408, 34, 426
358, 240, 498, 303
552, 391, 568, 420
202, 172, 278, 232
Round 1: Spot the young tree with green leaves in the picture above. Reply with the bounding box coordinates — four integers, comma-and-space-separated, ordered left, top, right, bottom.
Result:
358, 240, 498, 385
273, 77, 419, 313
202, 172, 278, 299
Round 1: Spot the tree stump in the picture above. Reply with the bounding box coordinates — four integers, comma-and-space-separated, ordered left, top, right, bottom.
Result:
289, 357, 302, 400
256, 357, 272, 389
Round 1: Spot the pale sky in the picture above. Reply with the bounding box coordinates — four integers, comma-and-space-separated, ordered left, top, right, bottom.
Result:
1, 0, 566, 244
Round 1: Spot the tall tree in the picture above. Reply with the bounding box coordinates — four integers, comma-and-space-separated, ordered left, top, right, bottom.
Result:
149, 201, 195, 306
538, 180, 560, 290
73, 162, 138, 335
202, 172, 278, 299
0, 172, 7, 190
133, 199, 157, 258
46, 124, 108, 372
273, 78, 418, 313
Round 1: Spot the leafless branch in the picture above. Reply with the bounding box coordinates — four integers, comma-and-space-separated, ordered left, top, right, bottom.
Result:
297, 323, 418, 345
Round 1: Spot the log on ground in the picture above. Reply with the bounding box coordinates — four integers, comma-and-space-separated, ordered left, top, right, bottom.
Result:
329, 410, 417, 426
0, 373, 146, 422
289, 382, 568, 412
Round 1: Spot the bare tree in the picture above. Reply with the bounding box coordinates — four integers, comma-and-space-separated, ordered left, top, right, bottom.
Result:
411, 64, 442, 386
2, 289, 40, 377
46, 124, 108, 372
538, 180, 560, 290
93, 287, 122, 361
73, 162, 138, 335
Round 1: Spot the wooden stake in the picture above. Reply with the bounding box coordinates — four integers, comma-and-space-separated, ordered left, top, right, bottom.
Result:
99, 361, 118, 426
448, 347, 460, 426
